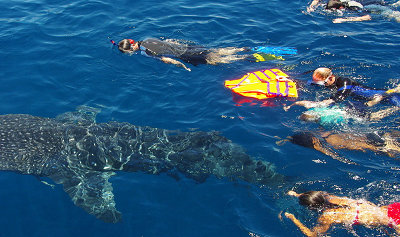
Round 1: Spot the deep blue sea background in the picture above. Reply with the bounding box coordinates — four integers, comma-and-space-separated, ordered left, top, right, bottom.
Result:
1, 0, 400, 236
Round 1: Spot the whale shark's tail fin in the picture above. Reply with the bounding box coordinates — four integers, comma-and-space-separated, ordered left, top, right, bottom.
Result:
49, 167, 122, 223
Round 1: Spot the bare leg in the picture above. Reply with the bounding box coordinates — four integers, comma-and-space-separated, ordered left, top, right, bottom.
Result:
212, 47, 247, 55
369, 107, 400, 121
206, 52, 248, 65
367, 84, 400, 107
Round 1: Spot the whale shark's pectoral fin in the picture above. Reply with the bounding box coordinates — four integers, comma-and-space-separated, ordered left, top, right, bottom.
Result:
49, 168, 122, 223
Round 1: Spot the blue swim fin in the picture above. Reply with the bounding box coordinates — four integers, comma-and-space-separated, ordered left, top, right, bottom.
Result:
252, 46, 297, 56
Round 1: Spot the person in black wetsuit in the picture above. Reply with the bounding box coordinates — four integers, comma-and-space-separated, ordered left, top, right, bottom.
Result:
307, 0, 391, 23
118, 38, 280, 71
284, 67, 400, 111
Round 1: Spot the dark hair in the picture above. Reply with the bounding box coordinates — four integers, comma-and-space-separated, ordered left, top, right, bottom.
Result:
298, 191, 326, 209
326, 0, 345, 9
290, 132, 318, 149
118, 39, 133, 53
299, 113, 320, 123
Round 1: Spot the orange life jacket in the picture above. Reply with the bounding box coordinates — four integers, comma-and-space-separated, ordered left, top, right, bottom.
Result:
224, 69, 298, 100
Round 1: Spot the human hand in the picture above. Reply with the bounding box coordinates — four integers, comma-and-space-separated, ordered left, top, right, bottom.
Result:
287, 190, 299, 196
177, 63, 191, 71
284, 212, 295, 220
283, 102, 299, 111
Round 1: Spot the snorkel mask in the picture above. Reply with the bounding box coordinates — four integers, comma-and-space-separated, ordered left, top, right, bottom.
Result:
310, 80, 326, 86
309, 72, 332, 86
129, 39, 136, 51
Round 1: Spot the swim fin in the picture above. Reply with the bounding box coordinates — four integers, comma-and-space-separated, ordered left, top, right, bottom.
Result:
252, 53, 284, 62
252, 46, 297, 55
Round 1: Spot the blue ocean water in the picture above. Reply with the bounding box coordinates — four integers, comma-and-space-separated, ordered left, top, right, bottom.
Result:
1, 0, 400, 236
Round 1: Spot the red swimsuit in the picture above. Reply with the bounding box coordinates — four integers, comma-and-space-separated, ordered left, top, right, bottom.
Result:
388, 202, 400, 227
353, 202, 360, 225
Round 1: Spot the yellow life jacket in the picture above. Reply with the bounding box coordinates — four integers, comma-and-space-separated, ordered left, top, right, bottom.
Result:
224, 69, 298, 100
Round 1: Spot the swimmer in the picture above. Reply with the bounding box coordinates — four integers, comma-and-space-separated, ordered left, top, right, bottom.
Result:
285, 190, 400, 236
284, 67, 400, 111
298, 103, 400, 127
307, 0, 400, 23
117, 38, 281, 71
290, 130, 400, 160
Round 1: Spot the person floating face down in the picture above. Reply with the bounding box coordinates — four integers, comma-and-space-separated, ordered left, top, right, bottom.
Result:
298, 102, 400, 128
117, 38, 281, 71
284, 67, 400, 112
307, 0, 390, 23
285, 190, 400, 237
289, 129, 400, 164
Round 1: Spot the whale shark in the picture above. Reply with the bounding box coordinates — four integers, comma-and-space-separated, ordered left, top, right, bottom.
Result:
0, 106, 282, 223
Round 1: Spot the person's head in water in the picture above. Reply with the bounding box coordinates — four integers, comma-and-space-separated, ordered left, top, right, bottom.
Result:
326, 0, 346, 10
118, 39, 139, 53
299, 112, 320, 123
290, 132, 322, 149
312, 67, 335, 86
298, 191, 327, 209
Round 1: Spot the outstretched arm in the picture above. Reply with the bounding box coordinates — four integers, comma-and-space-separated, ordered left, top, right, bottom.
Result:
333, 15, 372, 23
284, 99, 334, 111
307, 0, 320, 12
287, 190, 300, 197
160, 57, 191, 71
285, 212, 331, 237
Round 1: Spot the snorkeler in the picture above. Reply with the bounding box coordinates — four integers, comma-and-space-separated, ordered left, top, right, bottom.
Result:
284, 67, 400, 111
298, 102, 400, 127
289, 129, 400, 161
307, 0, 400, 23
285, 190, 400, 236
117, 38, 282, 71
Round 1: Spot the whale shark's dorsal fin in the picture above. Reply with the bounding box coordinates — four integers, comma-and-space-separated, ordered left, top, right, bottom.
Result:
55, 105, 101, 125
49, 167, 122, 223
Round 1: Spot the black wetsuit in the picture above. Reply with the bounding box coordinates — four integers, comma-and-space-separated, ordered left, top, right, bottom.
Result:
325, 0, 385, 16
138, 38, 210, 66
325, 76, 368, 102
345, 0, 384, 9
325, 0, 385, 9
323, 76, 400, 106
